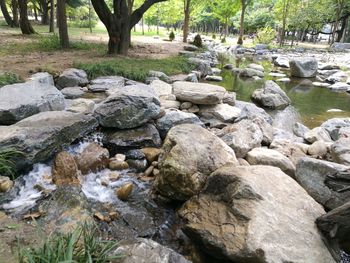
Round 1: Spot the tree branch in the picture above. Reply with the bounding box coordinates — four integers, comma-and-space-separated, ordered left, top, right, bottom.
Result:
130, 0, 167, 28
91, 0, 112, 27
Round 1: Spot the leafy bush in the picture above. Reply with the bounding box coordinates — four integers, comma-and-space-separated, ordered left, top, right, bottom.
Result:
169, 31, 175, 41
19, 224, 122, 263
0, 73, 21, 87
76, 56, 196, 82
193, 34, 202, 47
221, 37, 226, 43
212, 34, 216, 40
0, 148, 23, 178
256, 26, 276, 45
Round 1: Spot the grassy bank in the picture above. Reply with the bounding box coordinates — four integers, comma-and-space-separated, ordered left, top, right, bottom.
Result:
76, 56, 196, 82
0, 73, 21, 87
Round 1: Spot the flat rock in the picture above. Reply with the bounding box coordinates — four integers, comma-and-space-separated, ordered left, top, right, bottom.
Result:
61, 86, 85, 99
173, 81, 226, 105
150, 80, 173, 96
204, 75, 223, 82
274, 56, 290, 68
198, 104, 241, 126
88, 76, 125, 92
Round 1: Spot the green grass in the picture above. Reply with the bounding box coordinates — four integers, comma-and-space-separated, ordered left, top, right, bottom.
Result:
76, 56, 196, 82
19, 224, 123, 263
0, 73, 22, 87
0, 148, 23, 179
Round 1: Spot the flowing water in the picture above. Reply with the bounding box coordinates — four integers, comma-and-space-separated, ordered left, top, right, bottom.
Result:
215, 57, 350, 128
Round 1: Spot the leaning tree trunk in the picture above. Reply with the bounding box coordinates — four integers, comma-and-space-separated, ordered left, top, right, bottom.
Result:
57, 0, 69, 48
0, 0, 15, 27
18, 0, 35, 34
49, 0, 54, 32
12, 0, 19, 26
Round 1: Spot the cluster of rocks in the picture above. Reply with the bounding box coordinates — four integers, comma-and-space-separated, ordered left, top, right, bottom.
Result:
0, 47, 350, 262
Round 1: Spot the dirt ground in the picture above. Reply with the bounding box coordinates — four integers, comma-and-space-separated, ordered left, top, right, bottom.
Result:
0, 32, 186, 79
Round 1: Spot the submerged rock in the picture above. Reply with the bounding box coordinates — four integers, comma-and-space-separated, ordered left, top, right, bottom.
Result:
94, 84, 161, 129
0, 111, 98, 173
155, 124, 238, 201
178, 165, 336, 263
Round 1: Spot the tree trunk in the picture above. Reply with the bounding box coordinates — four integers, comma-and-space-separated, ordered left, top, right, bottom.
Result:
57, 0, 69, 48
141, 16, 144, 35
33, 3, 38, 21
337, 16, 348, 42
237, 0, 246, 45
0, 0, 15, 26
18, 0, 35, 34
183, 0, 190, 43
39, 0, 49, 24
49, 0, 54, 32
12, 0, 19, 26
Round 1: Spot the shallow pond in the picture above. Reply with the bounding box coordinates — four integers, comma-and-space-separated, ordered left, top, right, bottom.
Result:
216, 57, 350, 128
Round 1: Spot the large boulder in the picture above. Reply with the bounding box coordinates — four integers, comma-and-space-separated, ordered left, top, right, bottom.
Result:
290, 58, 318, 78
88, 76, 125, 92
198, 104, 241, 126
188, 57, 213, 77
94, 84, 161, 129
103, 124, 162, 152
113, 238, 191, 263
154, 124, 238, 201
75, 143, 110, 174
304, 127, 332, 143
178, 165, 336, 263
0, 111, 98, 173
274, 56, 290, 68
330, 137, 350, 166
295, 157, 350, 210
149, 79, 173, 97
321, 118, 350, 140
155, 109, 203, 139
246, 147, 296, 177
173, 81, 227, 105
251, 80, 291, 110
235, 100, 273, 124
0, 77, 65, 125
56, 68, 89, 89
216, 119, 264, 158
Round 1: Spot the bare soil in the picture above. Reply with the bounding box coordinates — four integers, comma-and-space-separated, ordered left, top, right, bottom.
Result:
0, 32, 186, 79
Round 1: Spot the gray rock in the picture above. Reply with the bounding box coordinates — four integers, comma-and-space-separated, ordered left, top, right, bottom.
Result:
308, 140, 329, 158
179, 165, 336, 263
204, 75, 223, 82
126, 158, 148, 172
312, 82, 331, 87
211, 68, 222, 75
235, 100, 273, 124
155, 109, 203, 139
185, 73, 198, 82
290, 58, 318, 78
331, 138, 350, 165
188, 57, 213, 77
270, 139, 308, 166
103, 124, 162, 152
274, 56, 290, 68
66, 98, 95, 114
160, 100, 181, 109
27, 72, 55, 85
223, 92, 236, 106
88, 76, 125, 92
173, 81, 227, 105
155, 124, 238, 201
150, 80, 172, 96
296, 157, 350, 209
321, 118, 350, 140
216, 119, 264, 158
0, 111, 98, 173
269, 72, 287, 78
329, 82, 350, 91
326, 71, 349, 84
0, 78, 65, 125
198, 104, 241, 127
149, 70, 171, 83
251, 80, 291, 109
113, 238, 191, 263
223, 64, 233, 70
331, 42, 350, 51
247, 63, 264, 72
304, 127, 332, 143
246, 147, 296, 177
56, 68, 89, 89
318, 63, 341, 70
61, 87, 85, 99
293, 122, 310, 138
183, 44, 198, 52
94, 84, 161, 129
255, 44, 268, 50
239, 68, 264, 78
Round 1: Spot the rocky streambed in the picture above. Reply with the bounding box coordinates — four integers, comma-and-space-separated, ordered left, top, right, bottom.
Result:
0, 44, 349, 263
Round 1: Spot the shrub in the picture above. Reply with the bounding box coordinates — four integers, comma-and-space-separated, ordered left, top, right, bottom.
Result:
256, 26, 276, 45
193, 34, 202, 47
212, 34, 216, 40
0, 148, 23, 178
169, 31, 175, 41
221, 37, 226, 43
19, 224, 122, 263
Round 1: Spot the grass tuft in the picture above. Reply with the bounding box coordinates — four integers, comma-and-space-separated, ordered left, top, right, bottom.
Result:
76, 56, 196, 82
19, 224, 123, 263
0, 73, 22, 87
0, 148, 23, 179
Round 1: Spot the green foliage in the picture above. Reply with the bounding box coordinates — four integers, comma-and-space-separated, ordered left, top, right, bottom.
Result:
256, 26, 276, 44
0, 73, 21, 87
221, 37, 226, 43
169, 31, 175, 41
19, 224, 122, 263
67, 2, 98, 29
212, 34, 216, 39
0, 149, 23, 179
76, 56, 196, 82
193, 34, 203, 47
